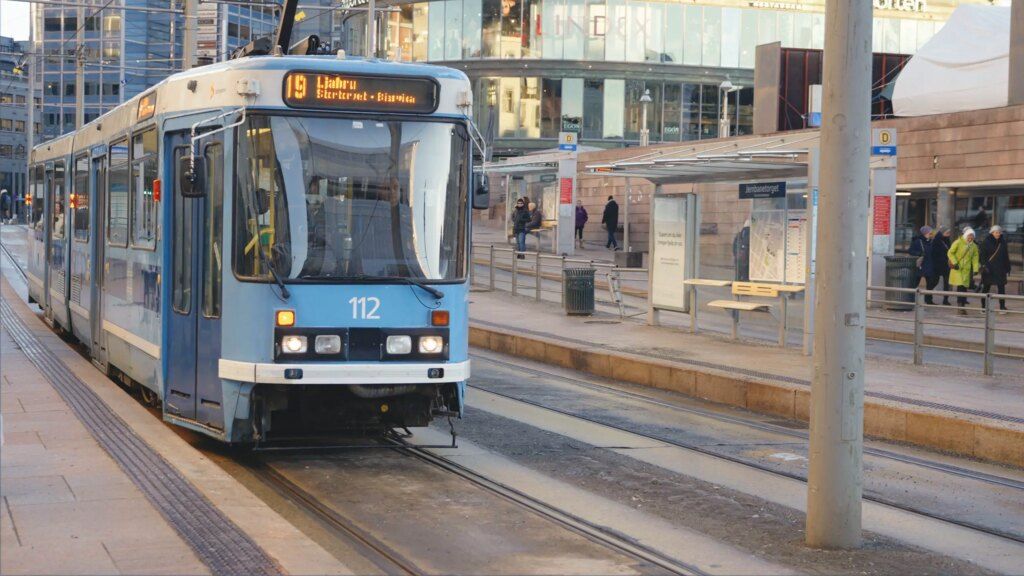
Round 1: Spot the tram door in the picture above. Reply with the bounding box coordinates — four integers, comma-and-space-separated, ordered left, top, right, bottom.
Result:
166, 134, 224, 428
90, 154, 108, 368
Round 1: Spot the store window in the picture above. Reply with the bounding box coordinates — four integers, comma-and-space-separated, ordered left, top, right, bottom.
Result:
721, 8, 740, 68
562, 78, 584, 133
445, 0, 463, 60
428, 1, 445, 59
625, 1, 645, 62
463, 0, 482, 57
481, 0, 500, 57
413, 3, 430, 60
700, 84, 719, 139
604, 79, 625, 139
564, 0, 586, 60
663, 83, 681, 141
541, 78, 561, 138
701, 6, 721, 67
519, 77, 541, 138
581, 79, 603, 140
499, 76, 519, 137
605, 0, 626, 61
541, 0, 563, 60
586, 0, 606, 61
663, 4, 683, 63
683, 5, 701, 66
740, 10, 758, 68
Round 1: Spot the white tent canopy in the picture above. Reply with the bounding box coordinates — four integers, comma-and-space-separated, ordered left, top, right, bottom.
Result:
891, 5, 1011, 117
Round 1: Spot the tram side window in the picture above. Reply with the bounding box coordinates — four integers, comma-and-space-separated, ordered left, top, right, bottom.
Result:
30, 165, 44, 231
131, 128, 158, 249
73, 155, 89, 242
203, 143, 223, 318
51, 162, 66, 240
108, 139, 129, 247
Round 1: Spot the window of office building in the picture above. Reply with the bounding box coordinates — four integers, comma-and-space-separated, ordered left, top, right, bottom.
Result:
541, 78, 561, 138
603, 79, 625, 139
582, 78, 603, 140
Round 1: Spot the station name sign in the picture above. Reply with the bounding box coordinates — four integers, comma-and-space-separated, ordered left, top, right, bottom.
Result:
739, 181, 787, 199
283, 72, 439, 114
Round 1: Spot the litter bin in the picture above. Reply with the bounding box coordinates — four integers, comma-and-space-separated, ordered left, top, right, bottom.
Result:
563, 268, 595, 316
884, 255, 918, 310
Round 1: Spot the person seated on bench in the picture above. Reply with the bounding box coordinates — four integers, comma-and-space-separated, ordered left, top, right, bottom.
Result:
525, 202, 543, 249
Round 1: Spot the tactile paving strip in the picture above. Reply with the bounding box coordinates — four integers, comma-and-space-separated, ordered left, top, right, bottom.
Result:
1, 299, 282, 576
471, 319, 1024, 425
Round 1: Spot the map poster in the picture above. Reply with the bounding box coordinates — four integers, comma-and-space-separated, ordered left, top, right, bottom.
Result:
651, 196, 689, 311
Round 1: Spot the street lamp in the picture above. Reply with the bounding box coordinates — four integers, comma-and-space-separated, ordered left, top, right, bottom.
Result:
639, 88, 652, 147
719, 78, 741, 139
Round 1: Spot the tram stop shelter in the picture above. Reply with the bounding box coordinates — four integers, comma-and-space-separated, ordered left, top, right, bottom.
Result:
582, 131, 898, 355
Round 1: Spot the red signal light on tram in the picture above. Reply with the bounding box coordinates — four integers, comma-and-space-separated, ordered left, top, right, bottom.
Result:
153, 179, 161, 202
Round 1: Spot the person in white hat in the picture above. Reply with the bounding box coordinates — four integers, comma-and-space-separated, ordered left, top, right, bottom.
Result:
979, 225, 1012, 313
947, 227, 980, 315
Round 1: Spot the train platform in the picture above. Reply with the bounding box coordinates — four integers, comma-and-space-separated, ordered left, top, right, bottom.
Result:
471, 223, 1024, 356
0, 276, 350, 575
467, 288, 1024, 468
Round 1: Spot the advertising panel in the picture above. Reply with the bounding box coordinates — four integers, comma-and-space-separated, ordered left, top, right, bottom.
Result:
651, 195, 690, 311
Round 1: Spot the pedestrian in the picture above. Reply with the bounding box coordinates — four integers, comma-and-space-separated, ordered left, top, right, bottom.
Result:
574, 199, 588, 248
930, 226, 953, 305
908, 225, 935, 302
512, 198, 530, 258
979, 225, 1012, 313
733, 218, 751, 281
947, 227, 980, 315
601, 195, 619, 250
0, 188, 10, 224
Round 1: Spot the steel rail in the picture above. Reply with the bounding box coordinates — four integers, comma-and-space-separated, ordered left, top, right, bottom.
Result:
470, 352, 1024, 493
243, 459, 423, 576
468, 354, 1024, 545
386, 436, 710, 576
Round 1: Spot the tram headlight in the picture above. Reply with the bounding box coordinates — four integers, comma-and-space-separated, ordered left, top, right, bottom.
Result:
281, 335, 308, 354
315, 334, 342, 355
386, 335, 412, 355
418, 335, 444, 354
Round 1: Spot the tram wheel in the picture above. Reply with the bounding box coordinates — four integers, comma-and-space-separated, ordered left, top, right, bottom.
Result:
139, 386, 159, 407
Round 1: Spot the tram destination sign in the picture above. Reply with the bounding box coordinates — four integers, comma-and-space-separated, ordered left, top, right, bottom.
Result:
283, 72, 439, 114
739, 181, 787, 199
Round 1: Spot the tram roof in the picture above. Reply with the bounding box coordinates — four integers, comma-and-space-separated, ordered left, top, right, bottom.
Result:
32, 56, 471, 163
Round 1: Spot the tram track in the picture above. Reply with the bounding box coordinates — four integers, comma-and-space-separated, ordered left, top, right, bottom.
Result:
468, 351, 1024, 545
2, 239, 705, 575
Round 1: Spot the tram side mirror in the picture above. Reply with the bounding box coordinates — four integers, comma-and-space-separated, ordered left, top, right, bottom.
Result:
178, 156, 205, 198
472, 174, 490, 210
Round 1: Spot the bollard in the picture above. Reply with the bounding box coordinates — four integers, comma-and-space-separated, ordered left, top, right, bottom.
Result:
913, 289, 924, 365
535, 252, 542, 301
983, 294, 994, 376
511, 249, 518, 297
488, 245, 495, 291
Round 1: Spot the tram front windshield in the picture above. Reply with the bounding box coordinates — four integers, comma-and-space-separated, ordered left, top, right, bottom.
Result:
234, 115, 469, 283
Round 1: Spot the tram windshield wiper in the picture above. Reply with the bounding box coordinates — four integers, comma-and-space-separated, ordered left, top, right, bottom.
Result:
348, 274, 444, 300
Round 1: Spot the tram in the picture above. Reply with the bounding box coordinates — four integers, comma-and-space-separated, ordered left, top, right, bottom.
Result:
24, 52, 488, 443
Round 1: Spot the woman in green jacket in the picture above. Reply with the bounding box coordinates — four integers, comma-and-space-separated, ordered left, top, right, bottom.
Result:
947, 227, 980, 314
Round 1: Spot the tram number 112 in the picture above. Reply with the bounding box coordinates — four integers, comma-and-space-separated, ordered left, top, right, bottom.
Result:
349, 296, 381, 319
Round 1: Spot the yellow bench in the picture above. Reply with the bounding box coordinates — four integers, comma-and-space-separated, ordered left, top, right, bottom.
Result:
699, 281, 804, 345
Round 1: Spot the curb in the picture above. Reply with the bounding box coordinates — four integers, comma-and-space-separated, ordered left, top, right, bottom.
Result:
469, 323, 1024, 469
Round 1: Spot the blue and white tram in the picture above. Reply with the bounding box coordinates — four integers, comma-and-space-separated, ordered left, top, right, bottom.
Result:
25, 55, 488, 443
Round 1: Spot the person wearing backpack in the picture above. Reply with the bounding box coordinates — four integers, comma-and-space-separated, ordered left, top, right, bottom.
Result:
979, 225, 1012, 313
947, 227, 980, 315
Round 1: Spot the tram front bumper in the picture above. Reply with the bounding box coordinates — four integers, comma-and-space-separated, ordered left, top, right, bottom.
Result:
218, 359, 470, 385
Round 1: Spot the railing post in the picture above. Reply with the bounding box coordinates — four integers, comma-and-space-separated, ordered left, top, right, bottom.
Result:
488, 244, 495, 291
983, 294, 994, 376
690, 287, 698, 334
913, 288, 924, 366
560, 256, 566, 307
535, 252, 542, 301
511, 248, 518, 297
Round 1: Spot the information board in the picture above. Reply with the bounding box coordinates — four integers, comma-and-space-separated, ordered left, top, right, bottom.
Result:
651, 196, 690, 311
282, 72, 438, 113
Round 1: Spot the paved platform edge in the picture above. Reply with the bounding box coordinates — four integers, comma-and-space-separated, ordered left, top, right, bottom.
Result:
0, 277, 352, 576
469, 323, 1024, 469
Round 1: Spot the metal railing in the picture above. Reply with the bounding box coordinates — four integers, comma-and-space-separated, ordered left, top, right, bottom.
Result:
470, 243, 648, 317
866, 286, 1024, 375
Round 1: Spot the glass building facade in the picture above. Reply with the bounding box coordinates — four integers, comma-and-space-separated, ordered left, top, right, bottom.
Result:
316, 0, 970, 154
32, 0, 276, 142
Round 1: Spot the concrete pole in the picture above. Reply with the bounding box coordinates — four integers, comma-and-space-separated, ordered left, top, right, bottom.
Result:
74, 6, 84, 130
805, 0, 871, 549
183, 0, 198, 69
1010, 0, 1023, 105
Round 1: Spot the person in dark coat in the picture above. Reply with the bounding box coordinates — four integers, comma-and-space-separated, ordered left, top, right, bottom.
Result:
979, 225, 1012, 312
909, 225, 935, 302
930, 226, 953, 305
512, 198, 530, 256
733, 218, 751, 281
601, 195, 619, 250
574, 200, 588, 248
